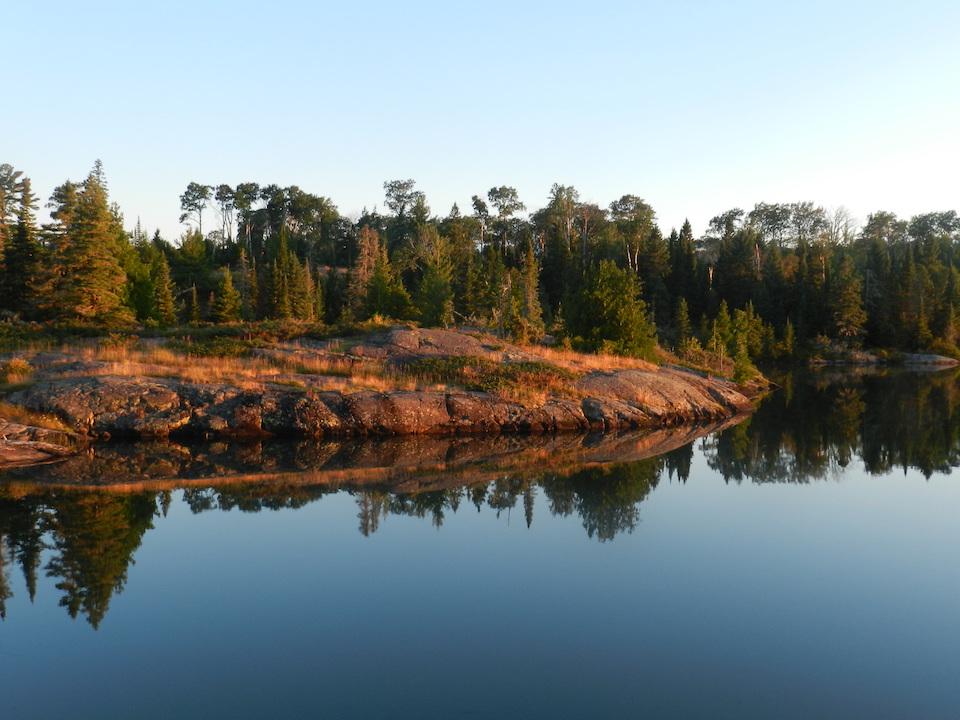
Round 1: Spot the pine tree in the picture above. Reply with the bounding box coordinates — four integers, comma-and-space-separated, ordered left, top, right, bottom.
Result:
213, 267, 242, 322
153, 254, 177, 327
1, 177, 40, 316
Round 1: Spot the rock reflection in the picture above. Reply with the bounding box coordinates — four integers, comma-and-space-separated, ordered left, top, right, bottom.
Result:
2, 368, 960, 627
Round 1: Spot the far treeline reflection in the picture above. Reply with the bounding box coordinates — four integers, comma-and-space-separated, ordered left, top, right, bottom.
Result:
1, 369, 959, 628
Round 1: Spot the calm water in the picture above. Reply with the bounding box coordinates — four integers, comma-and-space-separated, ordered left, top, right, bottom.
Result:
2, 369, 960, 719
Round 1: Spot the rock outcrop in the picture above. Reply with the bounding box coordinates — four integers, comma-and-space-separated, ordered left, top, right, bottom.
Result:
7, 366, 753, 441
0, 418, 82, 468
0, 328, 760, 457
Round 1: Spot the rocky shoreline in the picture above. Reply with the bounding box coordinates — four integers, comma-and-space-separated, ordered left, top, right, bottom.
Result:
0, 327, 761, 467
7, 366, 753, 438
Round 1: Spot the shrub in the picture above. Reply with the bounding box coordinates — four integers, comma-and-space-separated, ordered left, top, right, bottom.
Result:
1, 357, 33, 385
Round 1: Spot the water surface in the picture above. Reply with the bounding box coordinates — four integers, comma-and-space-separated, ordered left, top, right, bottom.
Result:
2, 369, 959, 719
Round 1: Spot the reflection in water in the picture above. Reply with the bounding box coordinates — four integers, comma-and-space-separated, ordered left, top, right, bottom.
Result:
0, 368, 958, 627
0, 490, 158, 627
709, 368, 960, 482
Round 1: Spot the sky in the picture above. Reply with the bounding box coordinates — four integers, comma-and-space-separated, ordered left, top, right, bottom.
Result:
5, 0, 960, 239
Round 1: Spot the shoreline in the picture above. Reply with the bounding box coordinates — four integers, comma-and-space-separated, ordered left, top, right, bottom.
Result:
0, 327, 764, 467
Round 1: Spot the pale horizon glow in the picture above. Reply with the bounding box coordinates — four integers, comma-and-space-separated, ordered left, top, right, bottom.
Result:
6, 0, 960, 240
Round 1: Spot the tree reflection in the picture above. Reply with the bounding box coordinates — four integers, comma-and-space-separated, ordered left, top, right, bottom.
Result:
43, 493, 158, 628
704, 369, 960, 482
3, 368, 960, 627
0, 489, 160, 628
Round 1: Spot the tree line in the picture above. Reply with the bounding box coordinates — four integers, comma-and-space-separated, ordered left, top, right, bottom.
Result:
1, 161, 958, 364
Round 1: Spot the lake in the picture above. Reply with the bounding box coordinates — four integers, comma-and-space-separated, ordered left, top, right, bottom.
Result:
2, 368, 959, 719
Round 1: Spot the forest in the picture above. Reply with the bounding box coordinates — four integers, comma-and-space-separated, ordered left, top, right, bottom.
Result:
1, 161, 959, 369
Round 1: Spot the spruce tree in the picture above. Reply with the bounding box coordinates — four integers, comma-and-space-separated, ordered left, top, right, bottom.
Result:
830, 256, 867, 344
781, 318, 795, 357
519, 240, 545, 341
479, 245, 507, 324
571, 260, 657, 359
288, 257, 311, 321
188, 284, 200, 324
414, 225, 454, 327
348, 226, 382, 315
714, 301, 733, 351
941, 303, 958, 348
674, 297, 692, 348
300, 261, 317, 322
236, 248, 257, 321
313, 270, 326, 324
213, 267, 242, 322
153, 254, 177, 327
733, 338, 756, 383
2, 178, 40, 316
365, 252, 413, 320
417, 264, 454, 326
271, 260, 291, 319
35, 182, 78, 318
246, 256, 260, 320
56, 166, 132, 324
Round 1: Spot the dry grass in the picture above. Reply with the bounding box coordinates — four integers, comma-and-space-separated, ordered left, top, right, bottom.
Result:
533, 345, 657, 374
8, 331, 667, 402
656, 344, 734, 379
68, 344, 283, 388
28, 341, 435, 394
0, 401, 71, 431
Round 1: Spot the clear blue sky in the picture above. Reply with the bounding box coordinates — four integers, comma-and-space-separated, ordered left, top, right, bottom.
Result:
6, 0, 959, 239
